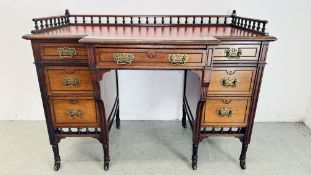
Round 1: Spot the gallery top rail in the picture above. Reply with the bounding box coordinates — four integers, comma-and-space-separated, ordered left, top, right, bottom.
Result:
30, 9, 269, 35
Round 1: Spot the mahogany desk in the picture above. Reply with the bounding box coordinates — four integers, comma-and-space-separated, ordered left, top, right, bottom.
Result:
23, 10, 276, 171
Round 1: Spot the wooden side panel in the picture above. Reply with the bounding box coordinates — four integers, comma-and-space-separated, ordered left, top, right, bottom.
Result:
100, 70, 118, 119
185, 70, 203, 117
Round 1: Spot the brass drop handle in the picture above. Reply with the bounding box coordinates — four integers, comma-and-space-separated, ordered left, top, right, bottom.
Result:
114, 53, 135, 64
221, 77, 238, 87
57, 47, 77, 58
168, 54, 188, 65
67, 109, 83, 119
63, 77, 80, 87
216, 108, 234, 118
224, 48, 242, 59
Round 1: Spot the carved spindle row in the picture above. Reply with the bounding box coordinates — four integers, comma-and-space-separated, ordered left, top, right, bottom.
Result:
32, 11, 268, 34
68, 15, 232, 25
201, 127, 245, 135
55, 128, 101, 135
232, 16, 268, 33
32, 16, 69, 32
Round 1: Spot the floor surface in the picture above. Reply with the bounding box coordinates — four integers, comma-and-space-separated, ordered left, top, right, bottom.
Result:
0, 121, 310, 175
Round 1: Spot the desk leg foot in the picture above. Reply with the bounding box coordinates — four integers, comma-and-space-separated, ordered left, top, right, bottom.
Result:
240, 160, 246, 169
104, 158, 110, 171
192, 162, 197, 170
54, 161, 61, 171
191, 143, 198, 170
52, 144, 61, 171
116, 109, 120, 129
102, 143, 110, 171
239, 143, 248, 170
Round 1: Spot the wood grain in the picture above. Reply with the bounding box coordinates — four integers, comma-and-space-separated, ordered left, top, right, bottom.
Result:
41, 43, 87, 60
45, 66, 93, 94
50, 97, 98, 127
208, 67, 256, 96
202, 97, 251, 127
213, 44, 260, 62
95, 48, 207, 69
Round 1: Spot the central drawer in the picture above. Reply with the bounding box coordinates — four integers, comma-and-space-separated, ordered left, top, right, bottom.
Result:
96, 48, 206, 68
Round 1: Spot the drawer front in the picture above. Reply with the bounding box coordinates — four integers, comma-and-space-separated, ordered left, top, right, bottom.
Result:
208, 67, 256, 95
41, 43, 87, 60
45, 66, 93, 94
96, 48, 206, 68
202, 97, 251, 127
50, 98, 98, 127
212, 45, 260, 62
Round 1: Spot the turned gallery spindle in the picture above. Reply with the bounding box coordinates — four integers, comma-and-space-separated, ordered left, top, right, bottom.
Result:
31, 9, 268, 35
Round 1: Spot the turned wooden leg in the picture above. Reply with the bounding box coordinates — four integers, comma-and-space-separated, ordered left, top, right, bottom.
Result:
239, 143, 248, 169
116, 108, 120, 129
191, 99, 205, 170
103, 143, 110, 171
52, 144, 61, 171
192, 143, 199, 170
182, 106, 187, 129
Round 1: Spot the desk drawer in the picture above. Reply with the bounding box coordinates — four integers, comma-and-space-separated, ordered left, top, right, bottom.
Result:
45, 66, 93, 94
96, 48, 206, 68
41, 43, 87, 60
202, 97, 251, 127
50, 97, 99, 127
208, 67, 256, 95
212, 45, 260, 62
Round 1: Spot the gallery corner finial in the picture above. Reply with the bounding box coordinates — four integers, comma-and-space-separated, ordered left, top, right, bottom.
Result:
232, 10, 237, 16
65, 9, 70, 16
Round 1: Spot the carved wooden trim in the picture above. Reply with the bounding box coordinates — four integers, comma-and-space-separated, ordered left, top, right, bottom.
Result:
200, 87, 208, 101
95, 69, 111, 81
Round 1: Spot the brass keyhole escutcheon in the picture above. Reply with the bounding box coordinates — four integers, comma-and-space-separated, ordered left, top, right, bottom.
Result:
216, 108, 234, 118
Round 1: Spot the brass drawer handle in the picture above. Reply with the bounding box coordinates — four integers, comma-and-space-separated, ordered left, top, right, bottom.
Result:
57, 47, 77, 58
63, 77, 80, 87
216, 108, 234, 118
67, 109, 83, 119
114, 53, 134, 64
221, 77, 238, 87
168, 54, 188, 65
224, 48, 242, 59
